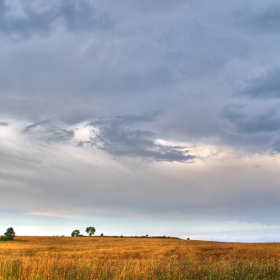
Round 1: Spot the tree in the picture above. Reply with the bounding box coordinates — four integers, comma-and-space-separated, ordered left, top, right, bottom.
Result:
85, 226, 96, 236
71, 229, 80, 237
2, 227, 15, 240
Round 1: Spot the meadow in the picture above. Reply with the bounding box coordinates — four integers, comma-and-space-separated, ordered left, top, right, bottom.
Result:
1, 236, 280, 279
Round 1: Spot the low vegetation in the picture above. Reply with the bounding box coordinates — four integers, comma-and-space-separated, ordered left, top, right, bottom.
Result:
1, 236, 280, 279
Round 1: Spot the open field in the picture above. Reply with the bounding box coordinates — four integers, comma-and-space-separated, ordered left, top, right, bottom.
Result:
1, 236, 280, 279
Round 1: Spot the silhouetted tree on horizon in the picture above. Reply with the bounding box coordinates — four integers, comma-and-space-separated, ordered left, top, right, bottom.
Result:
71, 229, 80, 237
1, 227, 15, 241
86, 226, 96, 236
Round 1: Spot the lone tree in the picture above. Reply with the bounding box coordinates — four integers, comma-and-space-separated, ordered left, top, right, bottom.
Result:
85, 226, 96, 236
71, 229, 80, 237
2, 227, 15, 241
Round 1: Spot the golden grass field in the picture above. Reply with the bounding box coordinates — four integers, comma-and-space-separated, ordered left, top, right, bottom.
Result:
1, 236, 280, 279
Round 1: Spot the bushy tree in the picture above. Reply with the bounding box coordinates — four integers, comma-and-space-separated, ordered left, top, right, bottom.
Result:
1, 227, 15, 241
85, 226, 96, 236
71, 229, 80, 237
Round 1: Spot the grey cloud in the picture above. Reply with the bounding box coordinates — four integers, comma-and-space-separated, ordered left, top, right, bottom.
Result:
0, 0, 111, 39
221, 105, 280, 134
269, 137, 280, 153
0, 0, 252, 129
241, 3, 280, 34
88, 113, 160, 127
86, 114, 195, 163
0, 122, 8, 126
22, 120, 74, 143
241, 67, 280, 99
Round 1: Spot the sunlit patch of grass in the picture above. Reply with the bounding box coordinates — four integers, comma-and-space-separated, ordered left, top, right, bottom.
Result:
1, 237, 280, 279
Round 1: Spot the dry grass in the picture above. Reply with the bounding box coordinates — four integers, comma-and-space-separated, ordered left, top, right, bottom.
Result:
1, 236, 280, 279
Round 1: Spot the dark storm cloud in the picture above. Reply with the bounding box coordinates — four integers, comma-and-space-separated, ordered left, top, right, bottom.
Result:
241, 67, 280, 99
22, 120, 74, 143
85, 114, 195, 163
0, 122, 8, 126
221, 105, 280, 134
0, 0, 111, 39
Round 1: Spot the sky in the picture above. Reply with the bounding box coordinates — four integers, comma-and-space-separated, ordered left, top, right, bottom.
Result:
1, 0, 280, 242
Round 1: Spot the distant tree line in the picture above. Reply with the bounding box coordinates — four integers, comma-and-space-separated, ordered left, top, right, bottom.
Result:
1, 226, 183, 240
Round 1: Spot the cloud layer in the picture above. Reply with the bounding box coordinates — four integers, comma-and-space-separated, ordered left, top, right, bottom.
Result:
0, 0, 110, 39
1, 0, 280, 239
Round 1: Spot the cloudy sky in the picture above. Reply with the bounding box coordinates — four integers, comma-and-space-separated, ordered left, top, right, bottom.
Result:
1, 0, 280, 241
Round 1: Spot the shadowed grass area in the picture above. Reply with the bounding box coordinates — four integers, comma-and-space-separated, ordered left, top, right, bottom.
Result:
1, 236, 280, 279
